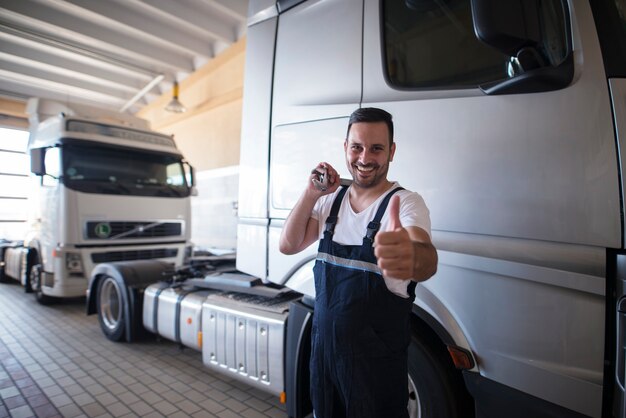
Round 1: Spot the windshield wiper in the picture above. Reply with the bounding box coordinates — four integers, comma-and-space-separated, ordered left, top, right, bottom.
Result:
73, 178, 133, 195
135, 180, 185, 197
158, 184, 184, 197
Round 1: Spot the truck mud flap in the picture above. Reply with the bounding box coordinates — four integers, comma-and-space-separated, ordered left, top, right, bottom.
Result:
285, 298, 314, 418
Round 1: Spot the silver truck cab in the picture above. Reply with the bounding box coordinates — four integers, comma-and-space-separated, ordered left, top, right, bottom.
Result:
237, 0, 626, 417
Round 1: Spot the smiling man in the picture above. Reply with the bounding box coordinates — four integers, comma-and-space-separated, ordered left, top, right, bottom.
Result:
279, 107, 438, 418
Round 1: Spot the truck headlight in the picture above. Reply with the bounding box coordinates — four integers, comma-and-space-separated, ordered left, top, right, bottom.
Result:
65, 253, 84, 274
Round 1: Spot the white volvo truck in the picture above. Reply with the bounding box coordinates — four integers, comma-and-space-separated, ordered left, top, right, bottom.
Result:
0, 98, 194, 304
88, 1, 626, 417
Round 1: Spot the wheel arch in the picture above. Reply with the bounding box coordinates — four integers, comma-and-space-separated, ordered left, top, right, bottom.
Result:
410, 304, 477, 417
91, 264, 133, 341
412, 284, 477, 368
26, 245, 41, 274
89, 260, 174, 342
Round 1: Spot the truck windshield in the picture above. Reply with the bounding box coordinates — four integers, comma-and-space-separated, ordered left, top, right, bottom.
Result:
61, 142, 190, 198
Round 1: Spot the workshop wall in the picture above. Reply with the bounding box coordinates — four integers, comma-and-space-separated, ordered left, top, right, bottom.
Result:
138, 38, 247, 251
137, 37, 246, 172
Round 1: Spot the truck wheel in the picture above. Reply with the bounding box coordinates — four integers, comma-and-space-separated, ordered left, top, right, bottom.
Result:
23, 250, 37, 293
30, 264, 53, 305
407, 335, 465, 418
97, 276, 126, 342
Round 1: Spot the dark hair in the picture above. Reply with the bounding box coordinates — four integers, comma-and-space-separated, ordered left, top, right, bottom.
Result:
346, 107, 394, 145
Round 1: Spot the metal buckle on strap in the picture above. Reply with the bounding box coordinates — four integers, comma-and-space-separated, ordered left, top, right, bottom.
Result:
325, 216, 338, 234
365, 221, 380, 241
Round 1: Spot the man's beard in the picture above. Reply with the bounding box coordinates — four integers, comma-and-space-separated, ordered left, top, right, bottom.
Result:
350, 161, 390, 189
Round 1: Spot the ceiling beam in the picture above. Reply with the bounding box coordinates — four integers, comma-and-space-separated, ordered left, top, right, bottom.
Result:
0, 54, 161, 102
141, 0, 237, 43
61, 0, 214, 59
193, 0, 248, 24
0, 71, 128, 108
0, 29, 157, 83
0, 0, 195, 73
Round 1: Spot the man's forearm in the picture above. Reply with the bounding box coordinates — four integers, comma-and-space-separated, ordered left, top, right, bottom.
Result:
279, 190, 318, 255
412, 241, 438, 282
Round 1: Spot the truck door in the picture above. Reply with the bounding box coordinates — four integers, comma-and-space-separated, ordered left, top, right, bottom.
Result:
266, 0, 363, 283
362, 0, 620, 417
591, 0, 626, 415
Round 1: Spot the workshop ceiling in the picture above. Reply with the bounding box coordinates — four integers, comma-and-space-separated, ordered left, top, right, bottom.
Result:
0, 0, 249, 114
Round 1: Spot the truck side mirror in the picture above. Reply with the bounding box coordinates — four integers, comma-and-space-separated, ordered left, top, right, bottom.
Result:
30, 148, 45, 176
470, 0, 573, 95
182, 161, 198, 196
183, 161, 195, 187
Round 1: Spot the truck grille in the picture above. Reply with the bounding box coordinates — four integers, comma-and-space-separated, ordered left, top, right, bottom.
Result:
86, 221, 182, 239
91, 248, 178, 263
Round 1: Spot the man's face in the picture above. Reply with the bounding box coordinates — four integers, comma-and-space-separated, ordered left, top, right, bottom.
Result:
344, 121, 396, 189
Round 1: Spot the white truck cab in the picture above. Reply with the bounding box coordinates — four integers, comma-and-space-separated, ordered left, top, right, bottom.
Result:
1, 99, 194, 304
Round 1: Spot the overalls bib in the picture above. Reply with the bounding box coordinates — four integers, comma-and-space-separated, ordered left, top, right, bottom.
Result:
310, 186, 417, 418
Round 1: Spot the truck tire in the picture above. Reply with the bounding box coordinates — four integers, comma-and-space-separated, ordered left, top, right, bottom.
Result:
30, 264, 53, 305
0, 245, 9, 283
97, 276, 126, 342
23, 250, 37, 293
407, 334, 466, 418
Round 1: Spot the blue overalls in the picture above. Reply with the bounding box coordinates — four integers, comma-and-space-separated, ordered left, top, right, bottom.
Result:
310, 186, 417, 418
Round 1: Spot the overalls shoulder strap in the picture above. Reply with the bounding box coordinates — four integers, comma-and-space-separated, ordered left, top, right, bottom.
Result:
363, 186, 404, 246
323, 185, 349, 239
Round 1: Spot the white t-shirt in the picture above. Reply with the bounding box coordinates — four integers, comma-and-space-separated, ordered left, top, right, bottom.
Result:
311, 182, 431, 297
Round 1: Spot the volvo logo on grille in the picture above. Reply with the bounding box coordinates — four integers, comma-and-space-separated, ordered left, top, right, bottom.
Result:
94, 223, 111, 238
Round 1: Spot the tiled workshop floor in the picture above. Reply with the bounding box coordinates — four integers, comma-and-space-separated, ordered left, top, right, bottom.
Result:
0, 282, 287, 418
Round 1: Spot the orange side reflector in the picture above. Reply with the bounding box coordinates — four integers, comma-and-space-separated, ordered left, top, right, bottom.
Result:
197, 331, 203, 349
280, 392, 286, 404
187, 317, 192, 325
447, 346, 474, 370
52, 249, 60, 257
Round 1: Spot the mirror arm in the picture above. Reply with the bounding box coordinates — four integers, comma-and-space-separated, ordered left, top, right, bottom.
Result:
479, 53, 574, 95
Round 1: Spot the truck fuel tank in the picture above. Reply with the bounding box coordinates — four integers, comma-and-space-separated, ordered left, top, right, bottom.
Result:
143, 283, 216, 350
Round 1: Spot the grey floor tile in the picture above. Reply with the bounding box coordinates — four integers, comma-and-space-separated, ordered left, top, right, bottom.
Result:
141, 411, 165, 418
73, 392, 95, 407
160, 390, 185, 404
48, 393, 73, 408
0, 386, 20, 399
8, 404, 35, 418
176, 399, 202, 415
151, 400, 178, 416
222, 397, 247, 413
216, 409, 244, 418
94, 393, 119, 407
127, 400, 154, 416
117, 392, 140, 406
41, 385, 63, 398
198, 397, 226, 414
0, 283, 284, 418
57, 403, 84, 418
105, 401, 131, 417
243, 407, 276, 418
191, 411, 219, 418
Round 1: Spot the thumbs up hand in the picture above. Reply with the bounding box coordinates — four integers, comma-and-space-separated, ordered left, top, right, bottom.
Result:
374, 195, 415, 280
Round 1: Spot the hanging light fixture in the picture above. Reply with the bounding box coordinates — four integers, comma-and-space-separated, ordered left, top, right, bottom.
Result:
165, 81, 186, 113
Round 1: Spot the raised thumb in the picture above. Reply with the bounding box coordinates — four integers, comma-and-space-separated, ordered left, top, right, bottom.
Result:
387, 195, 402, 231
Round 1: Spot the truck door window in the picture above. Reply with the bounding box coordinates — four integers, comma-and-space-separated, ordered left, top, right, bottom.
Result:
383, 0, 569, 89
